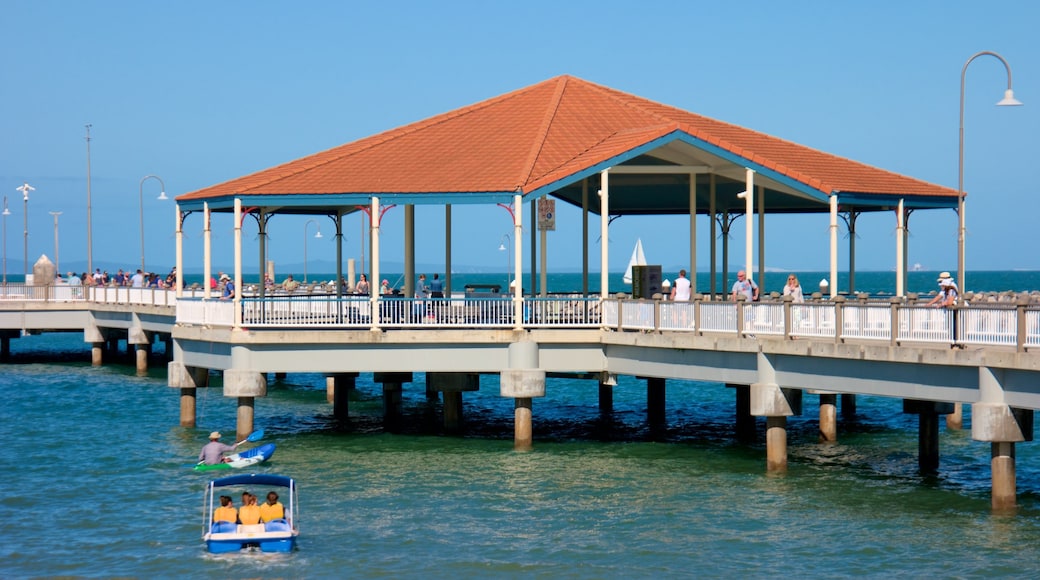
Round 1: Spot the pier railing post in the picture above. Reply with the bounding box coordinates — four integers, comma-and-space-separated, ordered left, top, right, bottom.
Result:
782, 294, 793, 339
833, 295, 845, 344
889, 297, 901, 346
1016, 295, 1028, 353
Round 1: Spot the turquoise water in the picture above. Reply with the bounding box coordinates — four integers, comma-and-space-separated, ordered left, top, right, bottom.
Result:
4, 271, 1040, 577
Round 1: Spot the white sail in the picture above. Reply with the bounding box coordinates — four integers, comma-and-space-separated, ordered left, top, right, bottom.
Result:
623, 238, 647, 284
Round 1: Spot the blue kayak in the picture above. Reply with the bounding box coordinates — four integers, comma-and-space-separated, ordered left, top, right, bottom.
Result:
194, 443, 276, 472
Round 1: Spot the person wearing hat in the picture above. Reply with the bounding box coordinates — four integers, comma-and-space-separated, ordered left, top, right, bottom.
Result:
928, 271, 959, 308
220, 274, 235, 300
198, 431, 242, 465
379, 279, 392, 295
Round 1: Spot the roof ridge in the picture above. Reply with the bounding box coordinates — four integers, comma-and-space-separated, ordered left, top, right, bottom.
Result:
226, 77, 572, 194
515, 76, 570, 191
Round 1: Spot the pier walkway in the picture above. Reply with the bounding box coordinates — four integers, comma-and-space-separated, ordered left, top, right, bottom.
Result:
3, 284, 1039, 510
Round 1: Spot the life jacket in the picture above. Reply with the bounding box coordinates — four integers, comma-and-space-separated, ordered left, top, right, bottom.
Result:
213, 506, 237, 523
259, 502, 285, 522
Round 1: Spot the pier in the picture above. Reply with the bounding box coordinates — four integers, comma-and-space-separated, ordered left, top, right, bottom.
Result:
2, 284, 1038, 511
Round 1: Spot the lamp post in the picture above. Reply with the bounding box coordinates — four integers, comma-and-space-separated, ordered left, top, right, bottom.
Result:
139, 175, 168, 273
958, 51, 1022, 294
49, 211, 62, 274
303, 219, 322, 283
498, 233, 511, 290
16, 182, 34, 279
2, 196, 10, 284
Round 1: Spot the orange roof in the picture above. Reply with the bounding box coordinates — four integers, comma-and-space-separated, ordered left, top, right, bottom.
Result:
177, 75, 956, 210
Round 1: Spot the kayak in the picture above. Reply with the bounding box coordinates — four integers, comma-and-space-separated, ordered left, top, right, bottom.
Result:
194, 443, 276, 472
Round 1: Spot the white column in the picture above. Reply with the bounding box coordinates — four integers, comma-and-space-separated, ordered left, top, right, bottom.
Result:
514, 193, 523, 329
689, 173, 697, 294
371, 196, 381, 331
175, 203, 184, 298
829, 194, 838, 298
233, 199, 242, 329
895, 199, 905, 297
540, 196, 547, 297
203, 202, 212, 300
744, 168, 754, 283
599, 170, 610, 299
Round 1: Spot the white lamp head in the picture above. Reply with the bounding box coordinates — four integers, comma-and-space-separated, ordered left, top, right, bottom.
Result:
997, 89, 1023, 106
157, 191, 169, 201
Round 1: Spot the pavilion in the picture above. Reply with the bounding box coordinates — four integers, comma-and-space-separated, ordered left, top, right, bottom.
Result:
174, 75, 958, 302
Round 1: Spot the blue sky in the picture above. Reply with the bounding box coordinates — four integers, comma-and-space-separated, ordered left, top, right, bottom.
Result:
2, 1, 1038, 278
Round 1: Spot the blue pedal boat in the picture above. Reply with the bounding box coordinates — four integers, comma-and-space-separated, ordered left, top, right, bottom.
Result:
202, 473, 299, 553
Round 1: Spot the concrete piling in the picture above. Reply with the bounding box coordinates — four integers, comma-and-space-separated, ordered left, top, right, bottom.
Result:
819, 393, 837, 443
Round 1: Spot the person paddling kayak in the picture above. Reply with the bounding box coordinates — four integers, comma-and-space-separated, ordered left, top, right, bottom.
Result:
199, 432, 242, 465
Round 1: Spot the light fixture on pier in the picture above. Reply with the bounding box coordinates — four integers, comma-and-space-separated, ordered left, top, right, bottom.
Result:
49, 211, 62, 274
16, 182, 34, 279
139, 175, 168, 273
957, 51, 1022, 294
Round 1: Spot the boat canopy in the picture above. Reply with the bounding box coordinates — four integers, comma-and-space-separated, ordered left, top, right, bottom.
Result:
209, 473, 295, 488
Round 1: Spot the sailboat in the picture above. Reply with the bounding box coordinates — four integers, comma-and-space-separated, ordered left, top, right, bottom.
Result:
623, 238, 647, 284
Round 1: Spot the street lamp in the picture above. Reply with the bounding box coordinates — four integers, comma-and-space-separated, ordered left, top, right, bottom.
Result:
49, 211, 62, 274
958, 51, 1022, 294
303, 219, 323, 283
2, 196, 10, 284
139, 175, 168, 273
498, 233, 511, 290
16, 182, 34, 279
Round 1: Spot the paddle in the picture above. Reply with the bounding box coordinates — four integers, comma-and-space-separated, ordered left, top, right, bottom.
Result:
236, 429, 265, 446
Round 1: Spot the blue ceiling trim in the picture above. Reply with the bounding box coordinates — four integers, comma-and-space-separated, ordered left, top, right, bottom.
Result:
175, 191, 518, 212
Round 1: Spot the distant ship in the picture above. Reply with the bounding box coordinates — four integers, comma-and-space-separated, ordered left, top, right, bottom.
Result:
911, 263, 923, 272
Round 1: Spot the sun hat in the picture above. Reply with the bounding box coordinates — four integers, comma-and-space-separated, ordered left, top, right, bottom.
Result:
209, 431, 221, 440
382, 280, 389, 285
937, 271, 952, 282
220, 274, 230, 281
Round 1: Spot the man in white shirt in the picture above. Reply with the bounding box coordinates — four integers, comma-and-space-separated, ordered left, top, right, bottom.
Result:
670, 269, 692, 301
130, 269, 146, 288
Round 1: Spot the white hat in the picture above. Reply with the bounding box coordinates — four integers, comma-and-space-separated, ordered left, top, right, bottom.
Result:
661, 279, 671, 287
937, 271, 952, 282
209, 431, 221, 440
220, 274, 230, 281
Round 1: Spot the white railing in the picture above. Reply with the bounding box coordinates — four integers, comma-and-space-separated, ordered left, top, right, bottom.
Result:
743, 302, 784, 336
618, 299, 655, 331
699, 302, 739, 334
899, 306, 952, 343
841, 304, 891, 341
10, 285, 1034, 351
960, 306, 1017, 347
790, 304, 835, 339
659, 301, 697, 331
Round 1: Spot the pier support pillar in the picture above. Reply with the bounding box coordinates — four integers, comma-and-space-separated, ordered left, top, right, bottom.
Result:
223, 369, 267, 441
972, 366, 1034, 511
1, 335, 10, 359
515, 398, 533, 451
841, 394, 856, 419
236, 397, 255, 442
84, 322, 104, 367
428, 373, 479, 434
647, 377, 666, 427
903, 399, 954, 473
275, 372, 287, 380
135, 344, 149, 375
500, 341, 545, 451
818, 392, 837, 443
374, 372, 412, 431
946, 403, 964, 430
750, 352, 801, 473
179, 388, 196, 427
332, 373, 358, 423
168, 361, 210, 427
730, 384, 756, 442
598, 373, 616, 416
766, 416, 788, 472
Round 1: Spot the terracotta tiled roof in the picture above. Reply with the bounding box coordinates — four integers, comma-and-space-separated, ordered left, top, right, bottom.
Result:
178, 75, 956, 203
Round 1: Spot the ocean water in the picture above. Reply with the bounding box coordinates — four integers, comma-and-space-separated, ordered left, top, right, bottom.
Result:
3, 271, 1040, 578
